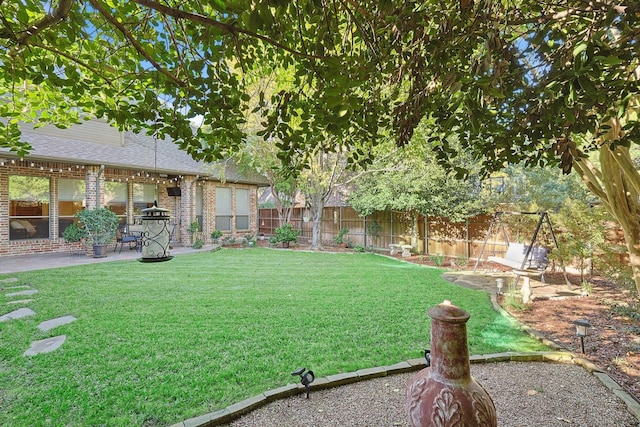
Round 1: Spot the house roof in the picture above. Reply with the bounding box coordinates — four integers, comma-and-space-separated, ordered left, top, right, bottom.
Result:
258, 186, 350, 208
0, 120, 268, 185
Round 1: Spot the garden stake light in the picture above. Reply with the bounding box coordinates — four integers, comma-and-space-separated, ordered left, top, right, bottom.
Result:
572, 319, 591, 354
292, 367, 315, 399
496, 278, 505, 295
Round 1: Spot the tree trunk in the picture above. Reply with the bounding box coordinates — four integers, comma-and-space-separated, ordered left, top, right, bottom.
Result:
574, 141, 640, 298
309, 194, 325, 249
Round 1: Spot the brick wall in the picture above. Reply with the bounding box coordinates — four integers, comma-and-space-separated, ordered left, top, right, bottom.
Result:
0, 161, 259, 257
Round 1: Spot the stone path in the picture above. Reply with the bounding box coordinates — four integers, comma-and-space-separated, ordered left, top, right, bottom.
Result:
2, 277, 76, 356
24, 335, 67, 356
38, 315, 77, 332
0, 307, 36, 322
6, 289, 39, 298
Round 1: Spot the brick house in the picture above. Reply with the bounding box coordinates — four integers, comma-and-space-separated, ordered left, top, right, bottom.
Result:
0, 120, 268, 257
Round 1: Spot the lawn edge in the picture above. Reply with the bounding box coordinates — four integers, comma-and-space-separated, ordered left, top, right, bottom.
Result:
170, 350, 640, 427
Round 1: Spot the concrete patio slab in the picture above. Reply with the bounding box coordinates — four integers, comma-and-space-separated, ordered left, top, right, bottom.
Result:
38, 315, 77, 332
5, 289, 38, 298
23, 335, 66, 356
0, 307, 36, 322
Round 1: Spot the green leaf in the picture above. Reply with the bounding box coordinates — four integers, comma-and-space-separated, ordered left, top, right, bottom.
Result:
573, 42, 588, 57
602, 56, 623, 66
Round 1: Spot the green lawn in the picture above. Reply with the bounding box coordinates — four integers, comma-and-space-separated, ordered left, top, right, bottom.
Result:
0, 249, 547, 426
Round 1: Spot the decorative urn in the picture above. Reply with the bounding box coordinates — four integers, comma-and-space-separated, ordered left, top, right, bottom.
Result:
406, 301, 497, 426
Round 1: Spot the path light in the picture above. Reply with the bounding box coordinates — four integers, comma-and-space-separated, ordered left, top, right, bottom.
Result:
572, 319, 591, 354
424, 348, 431, 367
496, 278, 505, 295
291, 367, 315, 399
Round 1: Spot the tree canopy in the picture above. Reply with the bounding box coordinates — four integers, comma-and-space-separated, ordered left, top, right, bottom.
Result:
4, 1, 637, 171
3, 1, 640, 293
347, 137, 488, 222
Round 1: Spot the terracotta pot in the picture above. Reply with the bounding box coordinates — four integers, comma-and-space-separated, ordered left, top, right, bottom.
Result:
406, 301, 497, 427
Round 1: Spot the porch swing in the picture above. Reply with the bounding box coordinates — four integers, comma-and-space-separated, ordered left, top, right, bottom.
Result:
473, 211, 572, 289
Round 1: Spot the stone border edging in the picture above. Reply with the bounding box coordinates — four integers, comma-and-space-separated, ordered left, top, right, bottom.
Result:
488, 292, 640, 421
169, 350, 640, 427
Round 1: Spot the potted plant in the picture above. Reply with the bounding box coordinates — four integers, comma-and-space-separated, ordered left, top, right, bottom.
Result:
244, 233, 256, 247
75, 208, 119, 258
274, 223, 300, 248
333, 227, 349, 248
211, 229, 223, 244
188, 221, 201, 246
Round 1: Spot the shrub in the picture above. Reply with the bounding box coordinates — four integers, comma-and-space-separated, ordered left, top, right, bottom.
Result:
333, 227, 349, 245
221, 236, 236, 246
429, 253, 445, 266
192, 238, 204, 249
274, 223, 300, 244
62, 223, 87, 243
456, 255, 469, 267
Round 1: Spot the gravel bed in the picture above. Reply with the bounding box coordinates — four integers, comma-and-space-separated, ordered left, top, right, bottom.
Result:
225, 362, 640, 427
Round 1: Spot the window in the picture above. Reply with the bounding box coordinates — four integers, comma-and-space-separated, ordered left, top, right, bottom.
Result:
133, 183, 156, 217
105, 182, 127, 224
236, 189, 250, 230
195, 184, 204, 231
9, 176, 50, 240
58, 179, 85, 236
215, 187, 232, 231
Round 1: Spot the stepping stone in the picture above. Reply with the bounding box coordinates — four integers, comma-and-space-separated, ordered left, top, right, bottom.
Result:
23, 335, 66, 356
0, 277, 18, 284
6, 299, 34, 305
6, 289, 38, 298
5, 285, 30, 290
38, 315, 77, 332
0, 307, 36, 322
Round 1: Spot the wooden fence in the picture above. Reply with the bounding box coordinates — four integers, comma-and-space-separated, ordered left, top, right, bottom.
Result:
259, 207, 515, 260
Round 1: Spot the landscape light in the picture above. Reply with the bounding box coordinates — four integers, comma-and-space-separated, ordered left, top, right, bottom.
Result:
572, 319, 591, 354
292, 367, 315, 399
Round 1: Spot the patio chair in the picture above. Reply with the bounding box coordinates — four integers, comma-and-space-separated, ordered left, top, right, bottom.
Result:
114, 226, 140, 253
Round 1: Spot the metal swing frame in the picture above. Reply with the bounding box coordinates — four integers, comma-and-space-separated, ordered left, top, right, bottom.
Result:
473, 211, 558, 272
473, 211, 572, 289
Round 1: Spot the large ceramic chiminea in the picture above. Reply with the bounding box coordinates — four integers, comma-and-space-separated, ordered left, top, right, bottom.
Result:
406, 301, 497, 427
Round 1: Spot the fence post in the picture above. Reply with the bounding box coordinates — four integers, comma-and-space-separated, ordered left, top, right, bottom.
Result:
466, 220, 470, 259
363, 215, 367, 249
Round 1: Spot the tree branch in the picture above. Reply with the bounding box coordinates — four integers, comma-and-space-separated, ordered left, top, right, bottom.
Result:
88, 0, 185, 87
131, 0, 328, 60
30, 42, 113, 83
16, 0, 73, 45
572, 156, 610, 212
